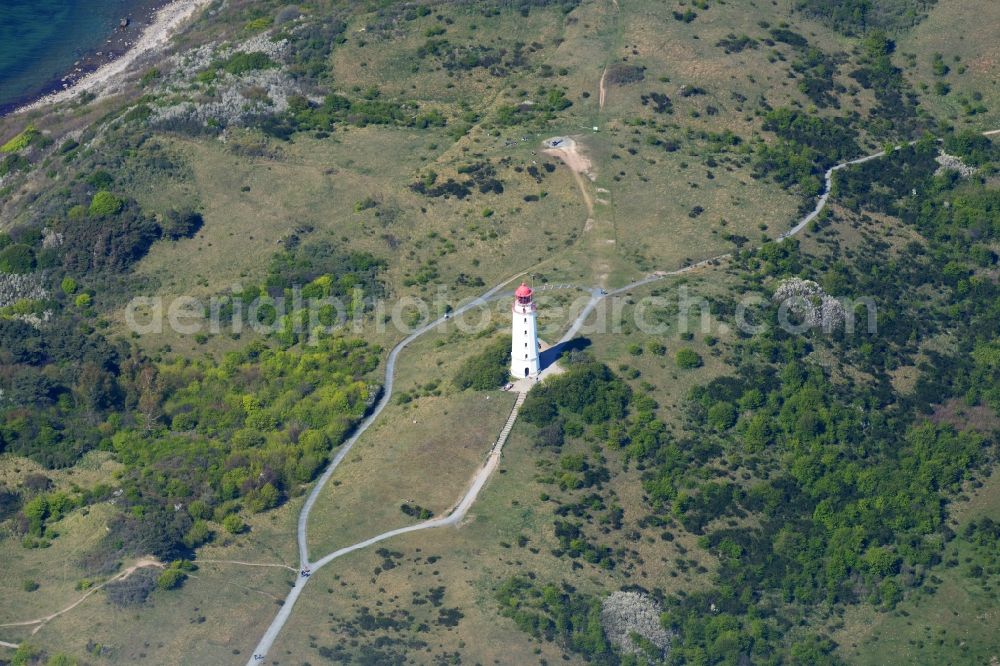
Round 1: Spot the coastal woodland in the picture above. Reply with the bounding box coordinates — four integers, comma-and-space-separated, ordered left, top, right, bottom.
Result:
0, 0, 998, 663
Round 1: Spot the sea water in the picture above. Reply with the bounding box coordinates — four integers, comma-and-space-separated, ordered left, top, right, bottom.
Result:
0, 0, 147, 113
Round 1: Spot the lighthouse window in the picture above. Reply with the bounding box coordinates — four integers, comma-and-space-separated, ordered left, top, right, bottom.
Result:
524, 342, 527, 347
524, 330, 527, 335
525, 354, 528, 359
523, 318, 527, 323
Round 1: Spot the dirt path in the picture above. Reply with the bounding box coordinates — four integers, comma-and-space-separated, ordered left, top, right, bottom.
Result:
197, 559, 297, 572
247, 385, 536, 664
0, 558, 163, 636
542, 137, 595, 214
599, 66, 608, 110
242, 126, 1000, 663
599, 0, 620, 109
187, 572, 287, 603
0, 554, 303, 648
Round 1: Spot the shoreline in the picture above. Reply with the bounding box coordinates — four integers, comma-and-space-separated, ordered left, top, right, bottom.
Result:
6, 0, 213, 118
0, 0, 169, 117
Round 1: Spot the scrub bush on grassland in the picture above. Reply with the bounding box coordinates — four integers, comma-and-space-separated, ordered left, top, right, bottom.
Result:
502, 145, 1000, 661
795, 0, 937, 35
453, 336, 512, 390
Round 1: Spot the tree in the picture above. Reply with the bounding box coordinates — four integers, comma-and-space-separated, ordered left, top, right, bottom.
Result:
676, 348, 703, 369
453, 336, 512, 389
88, 191, 124, 217
862, 546, 898, 576
23, 495, 49, 536
707, 402, 738, 431
222, 514, 246, 534
135, 366, 162, 431
0, 243, 36, 273
245, 483, 280, 513
9, 644, 40, 666
156, 567, 188, 590
73, 363, 117, 414
183, 520, 213, 549
161, 209, 204, 240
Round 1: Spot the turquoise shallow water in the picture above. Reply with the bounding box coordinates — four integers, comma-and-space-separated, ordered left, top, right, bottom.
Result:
0, 0, 150, 113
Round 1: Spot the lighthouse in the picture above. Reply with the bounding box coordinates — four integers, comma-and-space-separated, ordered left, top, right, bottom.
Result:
511, 282, 540, 378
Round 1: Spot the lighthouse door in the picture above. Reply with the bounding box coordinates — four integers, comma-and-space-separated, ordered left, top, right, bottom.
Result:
524, 367, 529, 377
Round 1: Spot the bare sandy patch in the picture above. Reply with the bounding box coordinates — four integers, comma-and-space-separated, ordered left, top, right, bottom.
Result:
543, 136, 593, 176
543, 136, 596, 213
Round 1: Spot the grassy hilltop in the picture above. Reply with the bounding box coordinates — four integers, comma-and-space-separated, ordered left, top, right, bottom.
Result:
0, 0, 999, 663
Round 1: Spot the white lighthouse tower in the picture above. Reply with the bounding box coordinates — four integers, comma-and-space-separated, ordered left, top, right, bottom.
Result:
511, 282, 540, 378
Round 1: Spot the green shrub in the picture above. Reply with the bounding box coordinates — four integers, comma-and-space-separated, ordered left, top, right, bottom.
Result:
0, 244, 36, 273
88, 191, 124, 216
245, 482, 280, 513
520, 355, 631, 426
60, 277, 78, 295
88, 170, 114, 190
0, 153, 30, 176
675, 348, 703, 369
196, 69, 217, 84
707, 401, 737, 430
943, 129, 999, 166
604, 63, 645, 86
244, 16, 273, 32
1, 125, 38, 153
647, 341, 667, 356
10, 643, 40, 666
221, 52, 278, 76
183, 520, 212, 549
453, 336, 512, 390
22, 579, 39, 592
414, 109, 447, 128
156, 567, 187, 590
139, 68, 161, 87
222, 513, 246, 534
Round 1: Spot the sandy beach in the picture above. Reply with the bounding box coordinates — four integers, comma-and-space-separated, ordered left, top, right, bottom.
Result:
12, 0, 212, 115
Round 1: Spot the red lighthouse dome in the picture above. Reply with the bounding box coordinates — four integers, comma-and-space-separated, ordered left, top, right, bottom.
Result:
514, 282, 533, 306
